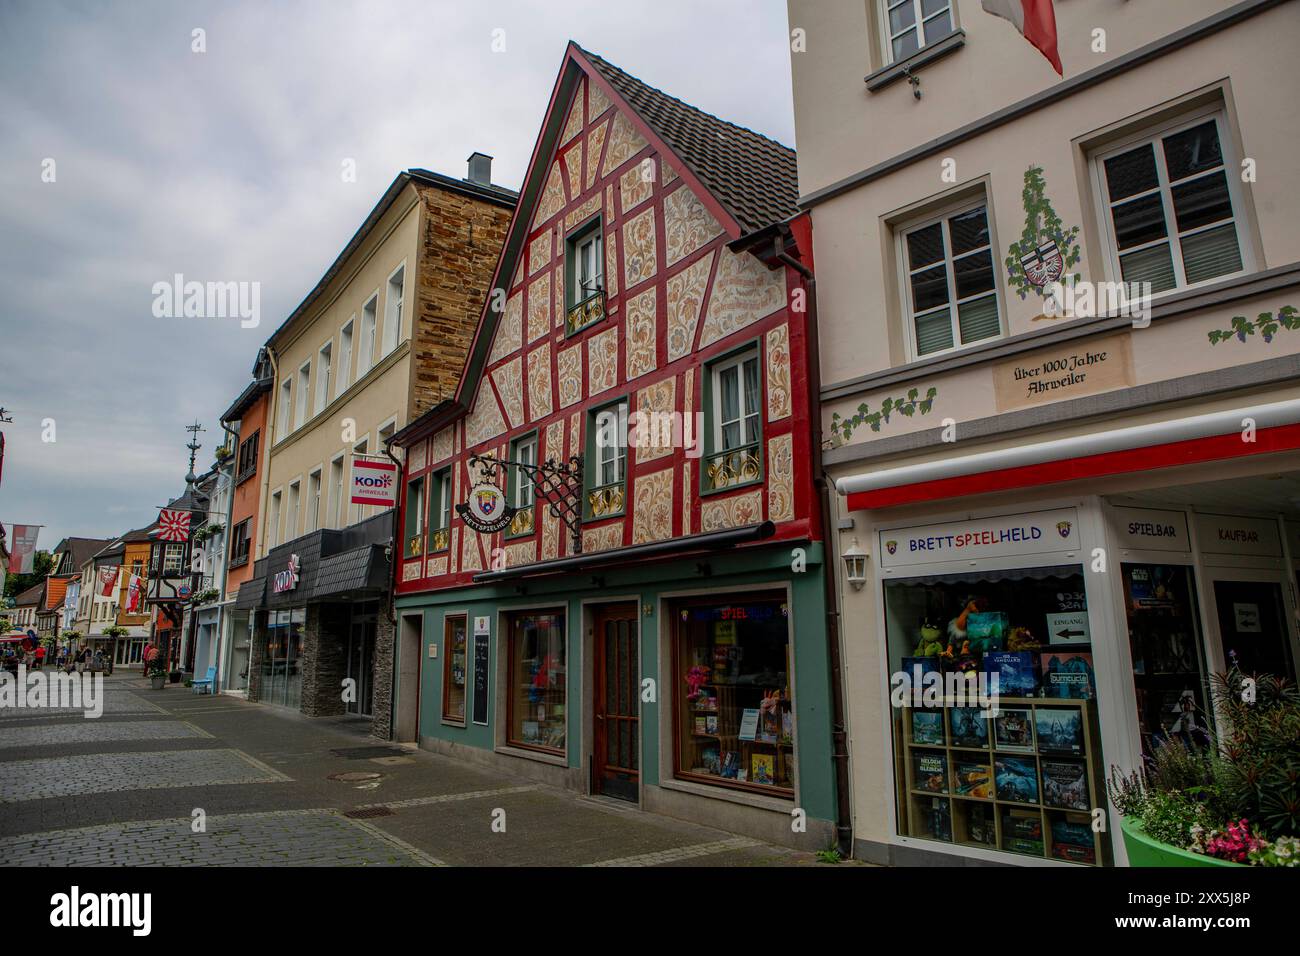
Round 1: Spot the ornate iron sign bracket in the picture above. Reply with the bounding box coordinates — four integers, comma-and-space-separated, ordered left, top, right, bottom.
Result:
467, 453, 585, 555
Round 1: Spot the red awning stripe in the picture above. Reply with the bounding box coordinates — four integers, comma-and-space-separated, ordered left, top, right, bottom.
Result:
846, 422, 1300, 511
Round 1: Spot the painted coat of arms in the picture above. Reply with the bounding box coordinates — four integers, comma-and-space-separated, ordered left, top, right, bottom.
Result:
1005, 166, 1081, 312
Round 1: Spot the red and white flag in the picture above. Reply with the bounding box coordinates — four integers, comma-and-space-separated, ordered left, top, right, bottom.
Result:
157, 508, 191, 542
126, 574, 143, 612
982, 0, 1062, 75
5, 524, 40, 574
97, 565, 120, 597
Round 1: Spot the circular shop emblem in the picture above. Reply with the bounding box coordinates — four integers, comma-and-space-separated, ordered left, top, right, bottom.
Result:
178, 584, 192, 599
456, 481, 516, 535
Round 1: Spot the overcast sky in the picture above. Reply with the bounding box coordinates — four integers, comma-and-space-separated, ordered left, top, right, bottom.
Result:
0, 0, 795, 551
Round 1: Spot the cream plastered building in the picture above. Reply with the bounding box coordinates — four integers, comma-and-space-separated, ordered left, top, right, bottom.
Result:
789, 0, 1300, 865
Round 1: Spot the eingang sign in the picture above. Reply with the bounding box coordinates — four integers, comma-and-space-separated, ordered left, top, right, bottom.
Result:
350, 458, 398, 508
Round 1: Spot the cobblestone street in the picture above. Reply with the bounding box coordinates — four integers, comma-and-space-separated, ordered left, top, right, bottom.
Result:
0, 675, 824, 867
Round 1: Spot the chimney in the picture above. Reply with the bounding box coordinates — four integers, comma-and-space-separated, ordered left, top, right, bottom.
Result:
467, 152, 493, 187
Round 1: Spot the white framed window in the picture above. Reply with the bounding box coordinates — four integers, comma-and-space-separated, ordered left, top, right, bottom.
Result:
358, 296, 378, 375
295, 361, 311, 428
278, 379, 292, 436
434, 468, 451, 531
1092, 110, 1249, 295
337, 319, 354, 398
899, 198, 1002, 359
575, 231, 602, 301
329, 453, 346, 528
162, 544, 184, 575
712, 349, 761, 452
307, 468, 322, 533
268, 490, 282, 549
383, 264, 405, 357
880, 0, 954, 64
316, 342, 332, 411
594, 403, 627, 487
350, 437, 369, 524
286, 479, 301, 541
512, 435, 537, 508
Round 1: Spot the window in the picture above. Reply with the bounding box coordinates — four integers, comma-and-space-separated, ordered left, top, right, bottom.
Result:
268, 490, 282, 549
673, 594, 795, 795
901, 201, 1001, 357
442, 615, 468, 723
383, 265, 405, 357
1095, 114, 1246, 294
316, 342, 332, 411
229, 519, 252, 568
350, 439, 369, 524
358, 296, 377, 375
338, 319, 354, 397
881, 0, 954, 63
429, 467, 451, 552
278, 380, 292, 436
507, 434, 537, 537
295, 362, 311, 428
286, 480, 301, 541
236, 430, 259, 484
162, 543, 185, 576
702, 348, 763, 492
307, 468, 322, 533
587, 401, 627, 518
404, 474, 426, 557
329, 454, 346, 528
506, 609, 566, 753
565, 219, 605, 333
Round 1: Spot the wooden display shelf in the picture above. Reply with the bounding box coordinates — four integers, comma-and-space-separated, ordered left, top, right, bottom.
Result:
896, 697, 1109, 866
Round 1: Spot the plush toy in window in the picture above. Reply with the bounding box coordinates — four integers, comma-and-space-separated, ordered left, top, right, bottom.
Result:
1006, 626, 1041, 652
947, 597, 987, 645
685, 664, 711, 701
912, 619, 946, 657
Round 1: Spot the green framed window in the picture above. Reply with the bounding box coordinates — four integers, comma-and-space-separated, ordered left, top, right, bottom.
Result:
507, 433, 538, 537
428, 467, 451, 553
565, 217, 605, 335
585, 398, 628, 519
701, 343, 763, 494
404, 474, 426, 557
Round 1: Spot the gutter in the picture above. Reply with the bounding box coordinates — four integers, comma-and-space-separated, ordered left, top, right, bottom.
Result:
381, 438, 405, 742
471, 522, 776, 583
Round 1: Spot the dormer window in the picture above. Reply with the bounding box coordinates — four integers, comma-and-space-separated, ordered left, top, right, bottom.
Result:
566, 218, 605, 335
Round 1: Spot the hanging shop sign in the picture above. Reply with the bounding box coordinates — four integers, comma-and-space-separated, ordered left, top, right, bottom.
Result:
879, 508, 1080, 571
350, 459, 398, 508
1193, 513, 1282, 558
1111, 506, 1190, 552
456, 481, 516, 535
272, 553, 301, 594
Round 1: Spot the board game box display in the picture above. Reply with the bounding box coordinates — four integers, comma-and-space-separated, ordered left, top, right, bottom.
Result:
993, 708, 1035, 752
994, 755, 1040, 804
913, 751, 948, 794
953, 760, 992, 798
1042, 759, 1088, 810
1035, 707, 1084, 754
911, 710, 945, 745
949, 707, 989, 748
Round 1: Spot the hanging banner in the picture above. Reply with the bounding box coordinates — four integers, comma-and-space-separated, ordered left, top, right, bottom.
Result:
126, 574, 143, 613
97, 566, 120, 597
350, 458, 398, 507
6, 524, 40, 574
456, 481, 516, 535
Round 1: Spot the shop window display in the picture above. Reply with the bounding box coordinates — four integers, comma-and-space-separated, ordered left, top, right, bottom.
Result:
260, 608, 305, 710
1121, 563, 1211, 753
507, 610, 566, 753
884, 566, 1110, 865
673, 594, 794, 795
443, 615, 468, 723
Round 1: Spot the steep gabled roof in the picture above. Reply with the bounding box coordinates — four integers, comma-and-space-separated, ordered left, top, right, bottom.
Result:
43, 577, 68, 611
14, 582, 44, 607
578, 46, 798, 235
56, 538, 112, 574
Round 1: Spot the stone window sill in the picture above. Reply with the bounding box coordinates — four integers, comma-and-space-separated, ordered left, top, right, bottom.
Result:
865, 30, 966, 92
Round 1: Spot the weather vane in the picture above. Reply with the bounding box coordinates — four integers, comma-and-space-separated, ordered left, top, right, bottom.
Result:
185, 420, 206, 485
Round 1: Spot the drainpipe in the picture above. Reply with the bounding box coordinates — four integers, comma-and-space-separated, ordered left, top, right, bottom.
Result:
382, 438, 405, 741
774, 235, 854, 859
261, 347, 280, 565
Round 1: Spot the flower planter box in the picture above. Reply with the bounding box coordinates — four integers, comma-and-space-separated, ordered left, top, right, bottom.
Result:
1120, 816, 1243, 867
150, 674, 167, 690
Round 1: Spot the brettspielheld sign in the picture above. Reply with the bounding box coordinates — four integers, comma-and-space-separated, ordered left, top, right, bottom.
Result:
350, 458, 398, 508
879, 508, 1080, 571
456, 481, 516, 535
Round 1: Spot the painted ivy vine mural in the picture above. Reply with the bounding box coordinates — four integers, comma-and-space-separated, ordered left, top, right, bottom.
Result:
1005, 166, 1081, 305
1207, 306, 1299, 345
828, 387, 938, 448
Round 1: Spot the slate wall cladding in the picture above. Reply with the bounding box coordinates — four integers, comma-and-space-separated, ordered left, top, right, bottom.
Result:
396, 63, 814, 594
369, 612, 395, 739
300, 603, 348, 718
409, 183, 513, 415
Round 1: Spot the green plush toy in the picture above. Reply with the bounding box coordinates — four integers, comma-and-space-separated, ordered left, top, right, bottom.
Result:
913, 619, 945, 657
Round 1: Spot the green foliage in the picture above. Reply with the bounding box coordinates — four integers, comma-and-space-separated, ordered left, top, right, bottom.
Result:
1207, 305, 1299, 345
829, 387, 937, 447
1141, 791, 1213, 850
815, 847, 842, 864
1004, 166, 1082, 301
1209, 667, 1300, 840
3, 550, 55, 599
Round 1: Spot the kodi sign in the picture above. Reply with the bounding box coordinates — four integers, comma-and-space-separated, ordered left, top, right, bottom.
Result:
350, 458, 398, 508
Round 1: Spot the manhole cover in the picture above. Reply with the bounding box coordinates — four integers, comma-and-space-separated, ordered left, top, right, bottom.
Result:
343, 806, 394, 819
331, 746, 408, 760
327, 771, 383, 782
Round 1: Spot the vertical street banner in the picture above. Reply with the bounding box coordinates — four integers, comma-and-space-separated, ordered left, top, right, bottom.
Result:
6, 524, 41, 574
126, 574, 143, 613
350, 458, 398, 508
97, 565, 120, 598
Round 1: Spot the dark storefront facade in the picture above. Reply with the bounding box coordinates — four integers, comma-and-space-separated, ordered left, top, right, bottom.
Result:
235, 512, 395, 736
